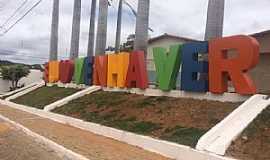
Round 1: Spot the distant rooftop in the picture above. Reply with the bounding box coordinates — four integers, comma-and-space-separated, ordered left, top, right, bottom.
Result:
149, 33, 198, 44
250, 30, 270, 38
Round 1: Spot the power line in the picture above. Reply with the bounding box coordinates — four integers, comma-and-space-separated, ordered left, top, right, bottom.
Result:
0, 0, 13, 12
0, 0, 42, 36
0, 0, 29, 28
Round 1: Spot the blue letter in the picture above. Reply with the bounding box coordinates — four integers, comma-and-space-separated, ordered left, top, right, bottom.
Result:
181, 42, 209, 92
83, 56, 93, 86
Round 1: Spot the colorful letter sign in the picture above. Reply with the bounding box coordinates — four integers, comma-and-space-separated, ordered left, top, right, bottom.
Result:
107, 53, 129, 88
209, 35, 259, 95
44, 63, 49, 83
93, 55, 108, 87
74, 58, 85, 85
181, 41, 209, 92
59, 60, 74, 83
153, 45, 182, 91
83, 57, 93, 86
48, 61, 59, 83
45, 35, 261, 95
126, 51, 148, 89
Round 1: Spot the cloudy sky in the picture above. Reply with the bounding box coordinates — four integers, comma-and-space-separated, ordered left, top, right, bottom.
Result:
0, 0, 269, 64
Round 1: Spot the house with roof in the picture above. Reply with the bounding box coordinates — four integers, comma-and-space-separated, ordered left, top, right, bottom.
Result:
146, 34, 198, 87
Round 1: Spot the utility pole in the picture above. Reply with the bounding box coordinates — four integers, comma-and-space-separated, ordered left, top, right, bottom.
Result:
87, 0, 97, 57
95, 0, 108, 55
49, 0, 59, 61
70, 0, 82, 59
205, 0, 225, 40
115, 0, 123, 53
134, 0, 150, 56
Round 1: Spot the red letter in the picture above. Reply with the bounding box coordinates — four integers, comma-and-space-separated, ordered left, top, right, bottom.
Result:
125, 51, 148, 89
43, 63, 49, 83
59, 60, 74, 83
209, 35, 259, 95
93, 55, 108, 86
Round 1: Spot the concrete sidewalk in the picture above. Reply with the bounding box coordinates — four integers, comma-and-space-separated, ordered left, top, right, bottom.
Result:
0, 117, 62, 160
0, 104, 170, 160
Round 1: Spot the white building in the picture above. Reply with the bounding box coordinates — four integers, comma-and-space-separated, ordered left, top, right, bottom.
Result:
146, 33, 197, 85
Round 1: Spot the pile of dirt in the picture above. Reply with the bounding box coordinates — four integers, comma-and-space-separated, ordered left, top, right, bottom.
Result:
53, 91, 241, 147
226, 106, 270, 160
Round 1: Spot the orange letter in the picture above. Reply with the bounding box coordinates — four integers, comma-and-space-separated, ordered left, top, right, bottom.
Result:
209, 35, 259, 95
93, 55, 108, 86
107, 53, 129, 88
48, 61, 60, 83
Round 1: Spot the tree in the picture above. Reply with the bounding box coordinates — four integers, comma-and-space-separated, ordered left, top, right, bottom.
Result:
49, 0, 59, 61
204, 0, 225, 40
134, 0, 150, 56
70, 0, 82, 59
115, 0, 123, 53
0, 65, 30, 91
95, 0, 109, 55
87, 0, 97, 57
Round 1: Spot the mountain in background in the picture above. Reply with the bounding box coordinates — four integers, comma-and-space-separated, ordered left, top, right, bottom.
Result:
0, 60, 43, 71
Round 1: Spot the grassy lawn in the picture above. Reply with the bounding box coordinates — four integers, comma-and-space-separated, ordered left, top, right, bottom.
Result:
227, 106, 270, 160
11, 86, 80, 109
53, 91, 240, 147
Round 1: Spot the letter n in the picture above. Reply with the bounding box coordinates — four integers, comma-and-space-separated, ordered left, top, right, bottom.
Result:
93, 55, 108, 86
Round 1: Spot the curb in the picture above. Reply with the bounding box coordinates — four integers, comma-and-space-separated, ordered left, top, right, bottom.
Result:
0, 113, 89, 160
103, 87, 249, 102
0, 82, 39, 99
196, 94, 270, 155
5, 82, 45, 101
44, 86, 101, 111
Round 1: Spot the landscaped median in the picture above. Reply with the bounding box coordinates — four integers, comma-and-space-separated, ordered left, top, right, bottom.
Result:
52, 91, 241, 148
11, 85, 81, 109
226, 106, 270, 160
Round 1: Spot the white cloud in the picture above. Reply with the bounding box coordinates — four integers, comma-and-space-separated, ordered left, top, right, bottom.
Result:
0, 0, 269, 64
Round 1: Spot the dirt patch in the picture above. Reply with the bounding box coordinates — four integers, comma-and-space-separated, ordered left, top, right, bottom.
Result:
226, 106, 270, 160
0, 120, 62, 160
53, 91, 241, 147
11, 85, 80, 109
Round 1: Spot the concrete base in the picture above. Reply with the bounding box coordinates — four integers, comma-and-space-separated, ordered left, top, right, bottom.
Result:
103, 87, 249, 102
5, 82, 45, 101
44, 86, 101, 111
197, 94, 270, 155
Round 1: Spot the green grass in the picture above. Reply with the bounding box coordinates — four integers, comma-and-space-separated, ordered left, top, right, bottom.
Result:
161, 126, 207, 147
11, 86, 80, 109
52, 91, 209, 147
133, 96, 168, 108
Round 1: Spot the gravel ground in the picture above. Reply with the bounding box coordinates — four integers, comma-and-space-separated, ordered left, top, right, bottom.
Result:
0, 118, 62, 160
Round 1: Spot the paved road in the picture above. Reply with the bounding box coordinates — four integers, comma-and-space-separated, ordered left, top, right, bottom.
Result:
0, 104, 170, 160
0, 118, 62, 160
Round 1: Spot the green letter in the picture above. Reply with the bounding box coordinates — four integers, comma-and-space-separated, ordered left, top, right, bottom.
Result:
74, 58, 85, 84
153, 45, 182, 91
